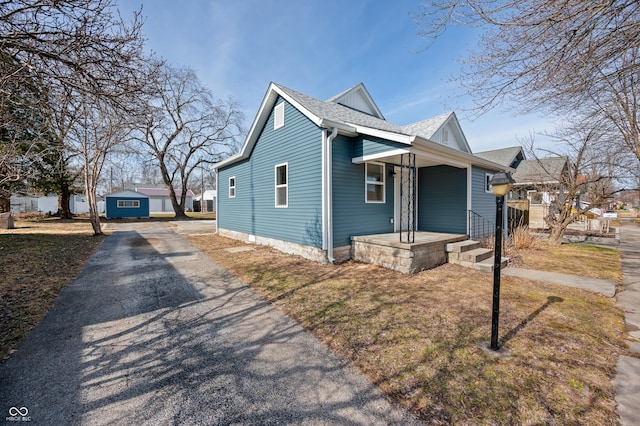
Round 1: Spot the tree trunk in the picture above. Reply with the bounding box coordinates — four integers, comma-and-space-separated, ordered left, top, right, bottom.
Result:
87, 189, 103, 235
0, 195, 10, 213
58, 186, 72, 219
158, 158, 187, 218
548, 226, 566, 245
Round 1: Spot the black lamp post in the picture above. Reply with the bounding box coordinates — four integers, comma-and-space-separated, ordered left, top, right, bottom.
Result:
489, 172, 514, 351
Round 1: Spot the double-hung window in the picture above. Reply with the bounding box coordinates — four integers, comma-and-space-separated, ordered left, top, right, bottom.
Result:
229, 176, 236, 198
275, 163, 288, 207
365, 162, 385, 203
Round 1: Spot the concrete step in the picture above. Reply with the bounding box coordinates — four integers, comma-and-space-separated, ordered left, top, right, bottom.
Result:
446, 240, 481, 254
473, 257, 510, 272
460, 247, 493, 263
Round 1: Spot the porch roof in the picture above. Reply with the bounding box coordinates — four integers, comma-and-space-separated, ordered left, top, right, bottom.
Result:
351, 137, 514, 171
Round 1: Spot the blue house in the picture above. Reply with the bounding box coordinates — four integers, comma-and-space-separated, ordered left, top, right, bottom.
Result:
105, 190, 150, 219
214, 83, 512, 272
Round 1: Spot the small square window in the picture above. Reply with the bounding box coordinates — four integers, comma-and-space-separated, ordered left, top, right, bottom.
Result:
229, 176, 236, 198
365, 162, 385, 203
274, 102, 284, 130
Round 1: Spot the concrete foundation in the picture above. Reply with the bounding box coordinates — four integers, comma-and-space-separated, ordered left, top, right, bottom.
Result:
351, 232, 468, 274
217, 228, 328, 263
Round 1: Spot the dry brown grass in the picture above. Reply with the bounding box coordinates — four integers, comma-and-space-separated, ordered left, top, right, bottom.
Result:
509, 225, 539, 250
0, 217, 105, 361
519, 241, 622, 286
188, 234, 626, 425
1, 214, 627, 424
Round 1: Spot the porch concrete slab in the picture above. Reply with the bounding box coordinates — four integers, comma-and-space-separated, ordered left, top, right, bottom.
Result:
502, 268, 616, 297
351, 232, 468, 250
351, 232, 468, 273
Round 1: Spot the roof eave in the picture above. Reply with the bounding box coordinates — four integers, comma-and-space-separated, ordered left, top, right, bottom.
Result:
413, 136, 515, 172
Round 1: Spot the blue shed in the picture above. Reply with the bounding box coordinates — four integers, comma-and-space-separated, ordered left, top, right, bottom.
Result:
105, 190, 150, 219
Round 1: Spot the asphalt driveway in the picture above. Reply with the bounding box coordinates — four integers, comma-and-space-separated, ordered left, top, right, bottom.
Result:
0, 222, 418, 425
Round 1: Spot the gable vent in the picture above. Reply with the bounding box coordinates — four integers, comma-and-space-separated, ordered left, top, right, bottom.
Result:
274, 102, 285, 130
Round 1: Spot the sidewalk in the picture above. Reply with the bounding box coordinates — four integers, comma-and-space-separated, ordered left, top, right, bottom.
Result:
613, 220, 640, 425
502, 267, 616, 297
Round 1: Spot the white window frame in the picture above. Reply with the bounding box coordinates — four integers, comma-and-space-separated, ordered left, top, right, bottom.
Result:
117, 199, 140, 208
275, 163, 288, 208
442, 128, 449, 145
485, 173, 494, 193
274, 102, 285, 130
365, 162, 386, 204
229, 176, 236, 198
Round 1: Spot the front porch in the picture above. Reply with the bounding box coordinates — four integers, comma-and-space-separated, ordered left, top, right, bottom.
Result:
351, 231, 468, 274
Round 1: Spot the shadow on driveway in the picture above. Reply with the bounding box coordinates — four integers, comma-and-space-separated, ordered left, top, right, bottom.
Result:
0, 222, 417, 425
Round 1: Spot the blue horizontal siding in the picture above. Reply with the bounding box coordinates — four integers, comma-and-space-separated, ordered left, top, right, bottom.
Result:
352, 136, 408, 159
418, 165, 466, 233
471, 166, 495, 222
218, 98, 323, 248
333, 136, 394, 247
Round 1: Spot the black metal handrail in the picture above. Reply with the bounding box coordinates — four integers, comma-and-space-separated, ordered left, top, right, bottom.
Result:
468, 210, 495, 242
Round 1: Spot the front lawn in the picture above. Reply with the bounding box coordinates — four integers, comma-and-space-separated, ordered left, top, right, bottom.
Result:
189, 234, 627, 425
0, 218, 105, 362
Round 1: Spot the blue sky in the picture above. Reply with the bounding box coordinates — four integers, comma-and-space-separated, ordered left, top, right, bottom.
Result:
117, 0, 554, 152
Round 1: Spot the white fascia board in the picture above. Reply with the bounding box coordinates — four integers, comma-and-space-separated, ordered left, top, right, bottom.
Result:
352, 148, 410, 164
214, 152, 242, 170
215, 84, 280, 169
347, 124, 414, 145
447, 112, 472, 153
274, 87, 323, 127
413, 136, 515, 172
319, 119, 357, 136
215, 83, 325, 170
411, 145, 470, 168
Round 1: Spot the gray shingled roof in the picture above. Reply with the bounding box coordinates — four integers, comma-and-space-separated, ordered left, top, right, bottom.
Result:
475, 146, 524, 167
400, 113, 452, 140
275, 83, 451, 141
512, 157, 568, 184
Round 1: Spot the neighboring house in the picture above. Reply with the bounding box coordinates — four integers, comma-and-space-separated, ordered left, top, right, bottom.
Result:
105, 190, 150, 219
476, 147, 571, 229
214, 82, 512, 265
475, 146, 526, 170
37, 194, 89, 215
10, 193, 38, 214
510, 156, 570, 228
510, 157, 569, 203
194, 190, 216, 213
133, 187, 195, 213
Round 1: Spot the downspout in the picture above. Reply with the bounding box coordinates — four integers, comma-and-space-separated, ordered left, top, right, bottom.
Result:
325, 127, 338, 262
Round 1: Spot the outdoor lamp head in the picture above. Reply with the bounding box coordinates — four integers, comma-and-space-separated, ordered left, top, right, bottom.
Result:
490, 172, 514, 196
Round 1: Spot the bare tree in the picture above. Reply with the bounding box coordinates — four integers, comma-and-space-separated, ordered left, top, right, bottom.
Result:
0, 0, 149, 212
0, 54, 48, 211
137, 64, 243, 218
519, 122, 624, 244
69, 94, 130, 234
414, 0, 640, 166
